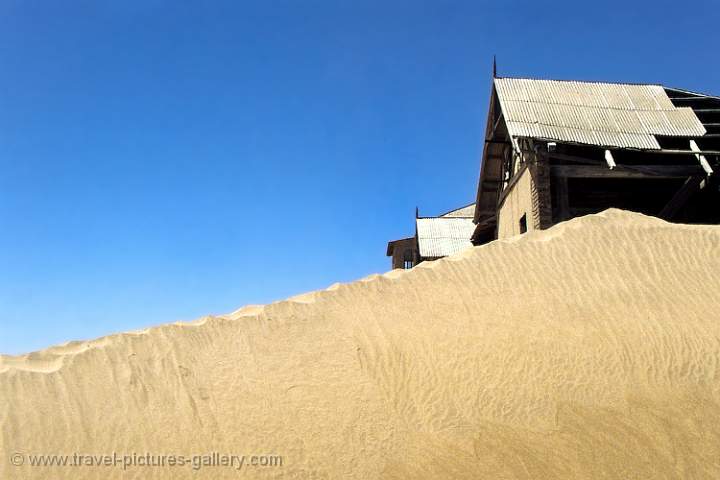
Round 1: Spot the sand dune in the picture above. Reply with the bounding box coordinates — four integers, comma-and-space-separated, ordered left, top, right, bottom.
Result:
2, 209, 720, 479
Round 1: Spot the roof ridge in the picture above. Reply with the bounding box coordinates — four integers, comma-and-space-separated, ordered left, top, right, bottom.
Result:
435, 202, 476, 218
665, 86, 720, 100
417, 216, 475, 220
496, 76, 664, 88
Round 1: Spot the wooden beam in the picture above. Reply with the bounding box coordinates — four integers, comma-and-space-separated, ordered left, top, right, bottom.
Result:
690, 140, 713, 175
495, 163, 529, 210
555, 176, 570, 221
550, 165, 703, 179
670, 99, 720, 108
488, 112, 504, 140
531, 146, 720, 158
534, 151, 604, 166
670, 96, 720, 101
658, 175, 705, 220
474, 216, 495, 228
604, 149, 617, 170
648, 147, 720, 156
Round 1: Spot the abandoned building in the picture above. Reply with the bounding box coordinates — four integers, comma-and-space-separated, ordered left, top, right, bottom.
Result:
386, 204, 475, 269
472, 77, 720, 244
387, 75, 720, 267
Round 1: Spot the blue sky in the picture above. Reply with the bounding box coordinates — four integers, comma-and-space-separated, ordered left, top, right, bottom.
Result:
1, 0, 718, 354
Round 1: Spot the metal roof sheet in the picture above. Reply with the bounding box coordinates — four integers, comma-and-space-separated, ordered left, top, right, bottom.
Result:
416, 217, 475, 258
440, 203, 475, 218
495, 78, 706, 150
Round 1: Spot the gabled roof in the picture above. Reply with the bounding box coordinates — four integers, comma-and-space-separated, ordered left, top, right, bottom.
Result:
495, 77, 706, 150
386, 236, 415, 256
664, 85, 720, 100
473, 76, 716, 229
416, 217, 475, 258
439, 203, 475, 218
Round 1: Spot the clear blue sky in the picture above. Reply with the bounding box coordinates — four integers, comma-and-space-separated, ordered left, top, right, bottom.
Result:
1, 0, 717, 354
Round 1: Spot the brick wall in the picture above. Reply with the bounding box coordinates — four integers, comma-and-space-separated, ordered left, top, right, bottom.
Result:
497, 155, 553, 238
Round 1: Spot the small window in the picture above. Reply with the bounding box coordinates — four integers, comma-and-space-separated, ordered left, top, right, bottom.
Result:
519, 214, 527, 234
403, 250, 414, 269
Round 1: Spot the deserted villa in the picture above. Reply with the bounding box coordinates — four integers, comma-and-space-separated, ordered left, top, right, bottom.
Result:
386, 204, 475, 269
388, 75, 720, 268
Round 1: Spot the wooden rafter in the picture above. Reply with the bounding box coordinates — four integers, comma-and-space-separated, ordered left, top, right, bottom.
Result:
690, 140, 714, 175
658, 175, 706, 220
550, 165, 704, 179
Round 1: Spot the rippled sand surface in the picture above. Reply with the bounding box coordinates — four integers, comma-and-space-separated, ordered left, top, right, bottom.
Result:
2, 209, 720, 479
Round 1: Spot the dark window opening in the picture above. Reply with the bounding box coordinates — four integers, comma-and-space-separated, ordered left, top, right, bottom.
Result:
519, 214, 528, 234
402, 250, 414, 269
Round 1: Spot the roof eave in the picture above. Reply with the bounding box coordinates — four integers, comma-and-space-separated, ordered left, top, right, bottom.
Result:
473, 81, 501, 224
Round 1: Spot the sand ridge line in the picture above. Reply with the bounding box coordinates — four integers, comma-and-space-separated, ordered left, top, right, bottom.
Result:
1, 208, 715, 375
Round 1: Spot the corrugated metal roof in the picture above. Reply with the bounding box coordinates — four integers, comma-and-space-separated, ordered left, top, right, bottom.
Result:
416, 217, 475, 258
495, 78, 706, 150
440, 203, 475, 218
